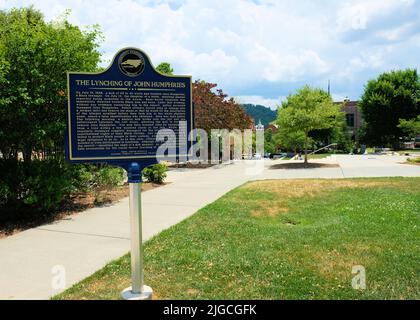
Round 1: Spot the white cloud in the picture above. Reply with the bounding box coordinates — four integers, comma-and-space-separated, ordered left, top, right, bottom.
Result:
332, 93, 348, 102
336, 0, 415, 33
234, 95, 285, 110
248, 45, 329, 82
1, 0, 419, 103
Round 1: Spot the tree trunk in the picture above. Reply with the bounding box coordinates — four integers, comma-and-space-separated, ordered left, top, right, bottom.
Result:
304, 134, 308, 164
23, 146, 32, 163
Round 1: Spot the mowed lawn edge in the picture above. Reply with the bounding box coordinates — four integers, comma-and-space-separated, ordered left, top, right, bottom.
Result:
54, 177, 420, 300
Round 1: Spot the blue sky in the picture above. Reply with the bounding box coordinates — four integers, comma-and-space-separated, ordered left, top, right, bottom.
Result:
1, 0, 420, 109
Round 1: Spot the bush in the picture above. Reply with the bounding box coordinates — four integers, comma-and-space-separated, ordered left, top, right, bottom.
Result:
70, 164, 125, 195
92, 166, 125, 203
0, 159, 73, 221
142, 163, 168, 184
70, 164, 96, 193
0, 160, 125, 223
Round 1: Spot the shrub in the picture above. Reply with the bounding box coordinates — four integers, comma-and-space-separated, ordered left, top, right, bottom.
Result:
70, 164, 96, 193
0, 159, 73, 221
92, 166, 125, 203
142, 163, 168, 184
0, 179, 11, 208
70, 164, 125, 195
22, 161, 73, 211
0, 159, 125, 222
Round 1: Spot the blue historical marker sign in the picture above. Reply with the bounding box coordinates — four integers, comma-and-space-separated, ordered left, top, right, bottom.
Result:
65, 47, 193, 172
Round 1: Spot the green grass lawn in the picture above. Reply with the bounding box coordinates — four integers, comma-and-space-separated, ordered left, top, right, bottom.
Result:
407, 157, 420, 165
308, 153, 330, 159
55, 178, 420, 300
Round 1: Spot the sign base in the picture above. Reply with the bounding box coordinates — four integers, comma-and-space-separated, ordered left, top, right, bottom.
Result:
121, 285, 153, 300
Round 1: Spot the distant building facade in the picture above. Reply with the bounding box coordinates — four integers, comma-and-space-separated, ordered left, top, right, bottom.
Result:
265, 123, 279, 134
335, 99, 363, 139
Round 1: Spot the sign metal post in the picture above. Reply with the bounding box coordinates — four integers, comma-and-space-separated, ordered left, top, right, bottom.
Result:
121, 162, 153, 300
65, 47, 192, 301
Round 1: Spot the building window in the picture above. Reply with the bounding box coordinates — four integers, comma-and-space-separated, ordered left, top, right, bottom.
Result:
346, 113, 355, 127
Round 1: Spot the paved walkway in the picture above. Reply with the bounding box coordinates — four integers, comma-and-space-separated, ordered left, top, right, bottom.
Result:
0, 155, 419, 299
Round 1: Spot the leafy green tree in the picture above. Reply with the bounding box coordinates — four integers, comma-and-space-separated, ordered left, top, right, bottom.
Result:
264, 128, 276, 154
398, 115, 420, 138
359, 69, 420, 148
156, 62, 173, 75
333, 112, 354, 152
0, 7, 102, 161
277, 129, 306, 154
310, 110, 353, 153
0, 7, 104, 219
276, 85, 342, 163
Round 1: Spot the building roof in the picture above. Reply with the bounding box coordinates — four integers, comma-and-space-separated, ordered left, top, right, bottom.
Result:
334, 100, 359, 106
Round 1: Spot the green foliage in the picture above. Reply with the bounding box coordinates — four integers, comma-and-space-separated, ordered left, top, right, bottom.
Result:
91, 166, 125, 204
241, 104, 277, 127
0, 161, 124, 222
264, 128, 277, 153
277, 129, 307, 153
398, 115, 420, 138
70, 164, 124, 202
307, 110, 352, 153
359, 69, 420, 148
142, 164, 168, 184
0, 159, 73, 220
276, 85, 342, 161
0, 7, 107, 220
156, 62, 173, 75
0, 6, 102, 160
70, 164, 96, 193
320, 110, 353, 153
94, 166, 124, 191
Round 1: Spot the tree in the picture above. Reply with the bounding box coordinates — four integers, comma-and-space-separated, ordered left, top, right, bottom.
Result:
0, 7, 104, 217
193, 80, 253, 133
0, 7, 102, 161
264, 128, 276, 154
276, 85, 342, 163
241, 104, 277, 127
398, 115, 420, 139
359, 69, 420, 148
277, 129, 306, 154
156, 62, 173, 75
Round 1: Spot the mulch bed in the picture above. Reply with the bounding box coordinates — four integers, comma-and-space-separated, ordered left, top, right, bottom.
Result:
0, 182, 166, 238
269, 162, 340, 170
168, 162, 216, 169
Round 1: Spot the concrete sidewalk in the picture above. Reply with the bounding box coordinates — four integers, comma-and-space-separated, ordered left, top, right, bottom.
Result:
0, 163, 251, 299
0, 156, 419, 299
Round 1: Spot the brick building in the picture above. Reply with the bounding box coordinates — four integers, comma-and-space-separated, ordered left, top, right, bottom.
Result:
335, 99, 363, 139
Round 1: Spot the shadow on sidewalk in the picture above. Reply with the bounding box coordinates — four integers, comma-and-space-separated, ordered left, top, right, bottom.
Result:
269, 162, 340, 170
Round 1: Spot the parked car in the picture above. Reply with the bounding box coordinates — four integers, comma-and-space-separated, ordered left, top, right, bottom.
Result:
415, 136, 420, 148
269, 152, 287, 159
